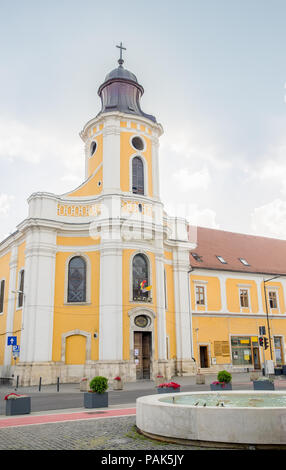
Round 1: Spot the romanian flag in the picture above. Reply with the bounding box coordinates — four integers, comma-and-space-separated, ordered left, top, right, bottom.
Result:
140, 280, 152, 292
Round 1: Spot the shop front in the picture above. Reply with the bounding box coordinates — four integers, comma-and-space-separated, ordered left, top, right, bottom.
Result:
231, 336, 261, 369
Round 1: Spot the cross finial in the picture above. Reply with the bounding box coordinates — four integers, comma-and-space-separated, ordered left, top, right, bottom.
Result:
116, 42, 126, 67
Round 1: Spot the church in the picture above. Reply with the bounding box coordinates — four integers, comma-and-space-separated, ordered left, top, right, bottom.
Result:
0, 46, 286, 385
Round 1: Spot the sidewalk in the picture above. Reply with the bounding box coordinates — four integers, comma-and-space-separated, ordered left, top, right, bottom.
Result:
0, 371, 265, 394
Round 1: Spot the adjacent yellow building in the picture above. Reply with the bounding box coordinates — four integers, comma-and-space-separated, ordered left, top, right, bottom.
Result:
0, 49, 285, 385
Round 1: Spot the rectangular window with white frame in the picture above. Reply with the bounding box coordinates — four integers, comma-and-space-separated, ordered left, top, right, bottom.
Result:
239, 289, 249, 308
195, 285, 206, 306
268, 290, 278, 309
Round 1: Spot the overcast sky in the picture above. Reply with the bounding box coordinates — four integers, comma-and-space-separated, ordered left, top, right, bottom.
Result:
1, 0, 286, 241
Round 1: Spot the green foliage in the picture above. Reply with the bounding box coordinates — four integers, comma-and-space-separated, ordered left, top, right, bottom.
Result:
257, 376, 274, 383
217, 370, 232, 384
89, 376, 108, 394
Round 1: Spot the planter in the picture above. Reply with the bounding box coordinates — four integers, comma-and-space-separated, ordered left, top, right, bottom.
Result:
84, 392, 108, 408
274, 368, 282, 376
253, 380, 275, 390
6, 397, 31, 416
157, 387, 180, 394
112, 380, 123, 390
210, 382, 232, 391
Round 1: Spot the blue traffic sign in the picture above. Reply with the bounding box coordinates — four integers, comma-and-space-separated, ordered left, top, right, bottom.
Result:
7, 336, 17, 346
12, 345, 20, 353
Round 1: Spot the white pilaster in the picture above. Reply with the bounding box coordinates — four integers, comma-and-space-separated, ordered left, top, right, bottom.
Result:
173, 248, 193, 361
3, 246, 18, 371
151, 135, 160, 200
99, 238, 123, 361
102, 116, 121, 194
155, 251, 167, 360
20, 227, 57, 363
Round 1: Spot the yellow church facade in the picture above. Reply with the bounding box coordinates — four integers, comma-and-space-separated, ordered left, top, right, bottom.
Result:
0, 51, 285, 385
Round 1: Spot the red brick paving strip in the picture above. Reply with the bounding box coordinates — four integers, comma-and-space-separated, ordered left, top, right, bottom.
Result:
0, 407, 136, 428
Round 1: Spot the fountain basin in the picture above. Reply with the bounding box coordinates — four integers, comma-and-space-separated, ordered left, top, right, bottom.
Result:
136, 391, 286, 448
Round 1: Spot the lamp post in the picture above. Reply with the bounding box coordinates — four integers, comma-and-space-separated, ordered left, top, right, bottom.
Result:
263, 275, 281, 362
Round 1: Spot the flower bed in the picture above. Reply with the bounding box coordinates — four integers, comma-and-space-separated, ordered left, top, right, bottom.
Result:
157, 382, 180, 393
4, 394, 31, 415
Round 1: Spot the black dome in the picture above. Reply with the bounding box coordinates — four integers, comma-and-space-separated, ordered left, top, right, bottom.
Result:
104, 66, 138, 84
97, 64, 156, 123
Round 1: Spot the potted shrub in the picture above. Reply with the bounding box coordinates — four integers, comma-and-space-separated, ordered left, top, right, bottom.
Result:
253, 376, 275, 390
113, 376, 123, 390
84, 376, 108, 408
157, 382, 181, 394
210, 370, 232, 391
5, 393, 31, 416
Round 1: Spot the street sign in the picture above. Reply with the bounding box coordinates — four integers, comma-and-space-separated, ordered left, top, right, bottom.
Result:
7, 336, 17, 346
12, 345, 20, 353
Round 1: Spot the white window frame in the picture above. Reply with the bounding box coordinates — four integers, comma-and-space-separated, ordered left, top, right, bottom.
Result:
129, 153, 148, 197
16, 268, 25, 310
267, 288, 280, 312
130, 251, 152, 304
0, 278, 5, 315
193, 280, 208, 310
64, 253, 91, 305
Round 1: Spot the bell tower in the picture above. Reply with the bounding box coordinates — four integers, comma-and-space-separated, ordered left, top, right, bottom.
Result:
76, 43, 163, 201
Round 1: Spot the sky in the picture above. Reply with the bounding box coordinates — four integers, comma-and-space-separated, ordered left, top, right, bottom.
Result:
1, 0, 286, 241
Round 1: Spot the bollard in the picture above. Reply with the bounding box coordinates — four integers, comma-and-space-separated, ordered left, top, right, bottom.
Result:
57, 377, 60, 392
39, 377, 42, 392
14, 375, 19, 391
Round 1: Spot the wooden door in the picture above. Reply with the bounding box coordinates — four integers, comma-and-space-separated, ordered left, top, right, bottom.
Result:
134, 332, 151, 379
199, 346, 209, 368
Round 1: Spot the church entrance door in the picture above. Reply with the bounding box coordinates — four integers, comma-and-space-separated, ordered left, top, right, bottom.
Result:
134, 332, 151, 380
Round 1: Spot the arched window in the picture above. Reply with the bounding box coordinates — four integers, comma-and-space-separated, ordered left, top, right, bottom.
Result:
0, 280, 5, 313
132, 254, 149, 301
68, 256, 86, 303
132, 157, 144, 195
18, 270, 25, 308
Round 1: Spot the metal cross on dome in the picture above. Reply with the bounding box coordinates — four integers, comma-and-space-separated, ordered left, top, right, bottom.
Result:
116, 42, 126, 66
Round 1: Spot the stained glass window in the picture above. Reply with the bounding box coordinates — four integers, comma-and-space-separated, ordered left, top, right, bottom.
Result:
68, 256, 86, 303
133, 254, 149, 301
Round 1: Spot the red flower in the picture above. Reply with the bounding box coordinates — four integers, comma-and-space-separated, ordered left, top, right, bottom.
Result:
4, 393, 22, 400
158, 382, 180, 389
211, 381, 226, 387
114, 376, 121, 381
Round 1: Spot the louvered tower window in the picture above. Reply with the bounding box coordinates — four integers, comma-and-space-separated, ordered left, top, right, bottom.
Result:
132, 157, 144, 195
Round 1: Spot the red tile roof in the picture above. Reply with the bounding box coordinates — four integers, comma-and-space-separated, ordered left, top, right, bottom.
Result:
189, 226, 286, 275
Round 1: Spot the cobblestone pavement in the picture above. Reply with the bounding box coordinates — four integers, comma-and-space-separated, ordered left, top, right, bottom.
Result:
0, 415, 208, 450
